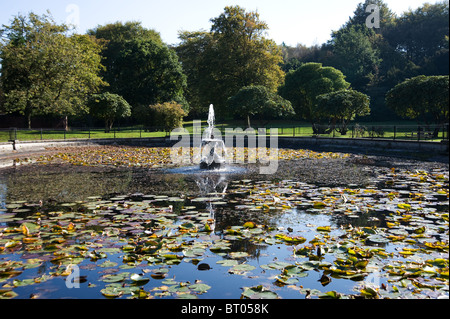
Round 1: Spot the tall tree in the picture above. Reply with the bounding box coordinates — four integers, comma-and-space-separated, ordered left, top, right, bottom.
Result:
384, 2, 449, 67
176, 6, 285, 118
279, 63, 350, 132
0, 12, 106, 128
329, 25, 382, 90
89, 22, 188, 112
345, 0, 396, 31
176, 31, 214, 117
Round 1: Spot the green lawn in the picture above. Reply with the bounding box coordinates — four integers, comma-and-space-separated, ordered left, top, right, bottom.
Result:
1, 121, 447, 143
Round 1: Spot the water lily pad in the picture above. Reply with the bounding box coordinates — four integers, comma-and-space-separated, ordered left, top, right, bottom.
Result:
241, 285, 278, 299
189, 283, 211, 293
130, 274, 150, 284
101, 272, 130, 283
216, 259, 239, 267
229, 264, 256, 274
229, 252, 250, 259
366, 235, 390, 244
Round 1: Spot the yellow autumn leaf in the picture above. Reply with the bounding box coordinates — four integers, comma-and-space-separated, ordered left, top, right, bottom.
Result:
22, 224, 30, 236
313, 202, 327, 209
316, 226, 331, 232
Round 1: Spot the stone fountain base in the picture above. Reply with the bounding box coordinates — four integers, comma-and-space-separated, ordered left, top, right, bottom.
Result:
199, 160, 223, 170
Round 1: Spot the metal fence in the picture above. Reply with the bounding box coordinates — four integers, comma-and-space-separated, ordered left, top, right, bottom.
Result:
1, 123, 449, 143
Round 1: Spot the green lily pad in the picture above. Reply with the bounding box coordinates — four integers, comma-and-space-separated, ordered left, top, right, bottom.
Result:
189, 283, 211, 293
229, 264, 256, 274
216, 259, 239, 267
241, 285, 279, 299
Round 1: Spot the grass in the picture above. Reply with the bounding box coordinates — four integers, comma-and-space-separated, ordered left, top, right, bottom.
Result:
1, 121, 447, 143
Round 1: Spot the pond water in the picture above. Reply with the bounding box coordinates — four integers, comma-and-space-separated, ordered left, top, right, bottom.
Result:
0, 158, 448, 299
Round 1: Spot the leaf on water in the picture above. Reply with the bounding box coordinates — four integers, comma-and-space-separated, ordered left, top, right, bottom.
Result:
99, 260, 118, 268
130, 274, 150, 284
216, 260, 239, 267
319, 291, 341, 299
243, 222, 256, 229
229, 264, 256, 274
241, 285, 278, 299
229, 252, 250, 259
189, 283, 211, 293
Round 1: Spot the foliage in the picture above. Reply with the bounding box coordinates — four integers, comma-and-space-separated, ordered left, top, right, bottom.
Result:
280, 1, 449, 121
89, 22, 188, 112
344, 0, 396, 31
88, 93, 131, 132
386, 75, 449, 126
0, 12, 106, 128
384, 2, 449, 68
227, 85, 295, 127
316, 89, 371, 135
176, 6, 285, 118
87, 21, 162, 45
138, 101, 187, 132
329, 25, 382, 90
176, 31, 215, 117
279, 63, 350, 128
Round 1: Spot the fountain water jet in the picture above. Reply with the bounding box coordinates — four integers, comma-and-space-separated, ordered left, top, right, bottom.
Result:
200, 105, 227, 170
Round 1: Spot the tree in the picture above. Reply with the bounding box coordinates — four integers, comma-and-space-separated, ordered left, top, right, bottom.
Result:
0, 12, 106, 129
384, 2, 449, 67
137, 101, 186, 132
329, 25, 382, 90
386, 75, 449, 132
316, 89, 371, 135
345, 0, 396, 31
227, 85, 295, 128
279, 63, 350, 132
89, 22, 188, 112
88, 21, 162, 45
175, 31, 214, 117
176, 6, 285, 118
88, 93, 131, 132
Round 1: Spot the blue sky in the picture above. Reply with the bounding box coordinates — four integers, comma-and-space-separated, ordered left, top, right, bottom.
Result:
0, 0, 444, 46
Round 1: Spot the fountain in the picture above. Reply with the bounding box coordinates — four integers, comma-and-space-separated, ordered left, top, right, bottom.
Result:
200, 105, 227, 170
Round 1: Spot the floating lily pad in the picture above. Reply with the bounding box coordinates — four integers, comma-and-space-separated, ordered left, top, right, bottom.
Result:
241, 285, 278, 299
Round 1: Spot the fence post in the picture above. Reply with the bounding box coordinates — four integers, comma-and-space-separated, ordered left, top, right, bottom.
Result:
393, 126, 396, 141
417, 126, 420, 142
64, 129, 66, 140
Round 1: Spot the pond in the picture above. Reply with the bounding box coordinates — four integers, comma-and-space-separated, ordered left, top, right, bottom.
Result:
0, 146, 448, 299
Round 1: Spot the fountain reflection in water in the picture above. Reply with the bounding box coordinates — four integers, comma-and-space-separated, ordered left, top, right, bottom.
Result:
195, 173, 228, 232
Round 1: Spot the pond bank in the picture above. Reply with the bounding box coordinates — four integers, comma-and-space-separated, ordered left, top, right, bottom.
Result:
0, 135, 448, 169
